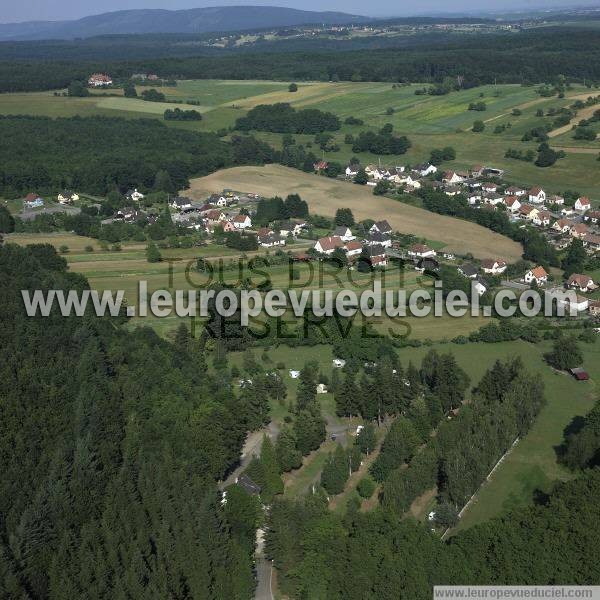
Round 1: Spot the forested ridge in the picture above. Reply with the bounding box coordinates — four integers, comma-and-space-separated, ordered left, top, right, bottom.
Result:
0, 243, 256, 598
2, 28, 600, 92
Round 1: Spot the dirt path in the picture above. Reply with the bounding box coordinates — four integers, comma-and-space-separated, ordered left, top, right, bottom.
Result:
550, 145, 599, 154
548, 103, 600, 138
409, 486, 438, 520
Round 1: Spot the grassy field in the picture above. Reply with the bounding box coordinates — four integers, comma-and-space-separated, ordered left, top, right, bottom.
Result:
2, 82, 598, 195
185, 164, 523, 260
397, 339, 598, 532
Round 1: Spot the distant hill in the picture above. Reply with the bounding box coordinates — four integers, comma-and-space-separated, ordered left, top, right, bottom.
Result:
0, 6, 367, 41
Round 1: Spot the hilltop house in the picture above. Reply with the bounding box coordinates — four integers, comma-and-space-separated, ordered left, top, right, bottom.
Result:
524, 266, 548, 286
528, 187, 546, 204
480, 259, 507, 275
567, 274, 597, 293
314, 236, 344, 255
88, 73, 113, 87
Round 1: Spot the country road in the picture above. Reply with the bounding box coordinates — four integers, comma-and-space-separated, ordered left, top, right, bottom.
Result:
254, 528, 274, 600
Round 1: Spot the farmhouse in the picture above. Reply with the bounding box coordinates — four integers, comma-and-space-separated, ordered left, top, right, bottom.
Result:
232, 214, 251, 229
57, 191, 79, 204
524, 266, 548, 286
528, 187, 546, 204
408, 244, 436, 259
480, 259, 507, 275
574, 197, 591, 212
314, 236, 344, 255
126, 189, 145, 202
88, 73, 112, 87
23, 193, 44, 208
567, 273, 597, 292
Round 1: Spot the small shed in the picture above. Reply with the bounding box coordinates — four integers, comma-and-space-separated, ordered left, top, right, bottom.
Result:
569, 368, 590, 381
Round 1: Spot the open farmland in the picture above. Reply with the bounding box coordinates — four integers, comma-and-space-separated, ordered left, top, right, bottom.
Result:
185, 164, 523, 260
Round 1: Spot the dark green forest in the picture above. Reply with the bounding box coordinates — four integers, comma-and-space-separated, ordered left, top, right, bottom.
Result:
0, 116, 276, 196
2, 28, 600, 92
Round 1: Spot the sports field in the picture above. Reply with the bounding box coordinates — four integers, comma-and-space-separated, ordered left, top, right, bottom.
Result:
185, 164, 524, 260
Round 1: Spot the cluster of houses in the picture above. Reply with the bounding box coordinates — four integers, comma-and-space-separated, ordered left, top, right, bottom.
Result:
88, 73, 113, 87
312, 220, 393, 267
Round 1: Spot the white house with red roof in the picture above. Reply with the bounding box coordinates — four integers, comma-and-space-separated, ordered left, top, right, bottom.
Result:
480, 259, 507, 275
574, 197, 592, 212
407, 244, 436, 259
232, 214, 251, 229
528, 187, 546, 204
504, 196, 521, 213
524, 266, 548, 285
567, 274, 597, 293
314, 236, 344, 255
88, 73, 113, 87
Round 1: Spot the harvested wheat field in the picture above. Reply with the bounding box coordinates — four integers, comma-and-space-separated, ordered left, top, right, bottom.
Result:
184, 164, 523, 260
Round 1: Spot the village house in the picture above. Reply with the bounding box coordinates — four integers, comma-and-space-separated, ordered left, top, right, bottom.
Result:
396, 174, 421, 188
170, 197, 192, 211
413, 163, 437, 177
333, 226, 356, 242
574, 197, 592, 212
408, 243, 436, 259
278, 219, 307, 237
344, 240, 363, 258
442, 171, 464, 185
589, 300, 600, 317
547, 194, 565, 206
205, 209, 227, 227
232, 214, 251, 229
370, 220, 392, 235
368, 244, 389, 267
57, 191, 79, 204
567, 273, 597, 293
313, 160, 328, 172
480, 259, 507, 275
483, 193, 504, 206
88, 73, 113, 87
221, 221, 236, 233
518, 204, 539, 221
445, 186, 461, 197
532, 210, 552, 227
458, 263, 479, 279
23, 193, 44, 208
528, 187, 546, 204
506, 186, 526, 197
584, 210, 600, 225
470, 165, 485, 178
570, 223, 589, 239
474, 278, 489, 296
314, 235, 344, 255
126, 189, 145, 202
467, 192, 482, 205
561, 206, 576, 217
552, 218, 573, 234
258, 232, 285, 248
583, 233, 600, 253
208, 194, 230, 207
365, 231, 392, 248
345, 164, 360, 178
415, 256, 440, 273
481, 182, 498, 194
547, 288, 589, 314
524, 266, 548, 286
365, 165, 387, 180
504, 196, 521, 213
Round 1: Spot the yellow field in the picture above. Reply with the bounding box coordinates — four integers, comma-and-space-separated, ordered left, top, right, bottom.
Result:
184, 164, 524, 261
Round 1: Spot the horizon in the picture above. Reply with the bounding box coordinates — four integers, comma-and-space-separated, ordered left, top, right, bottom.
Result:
2, 0, 600, 25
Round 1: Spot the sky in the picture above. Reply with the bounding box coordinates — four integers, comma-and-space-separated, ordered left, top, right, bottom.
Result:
1, 0, 598, 24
